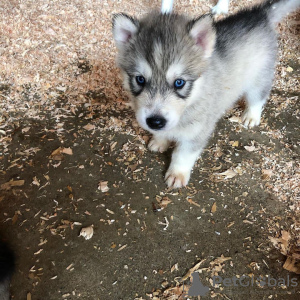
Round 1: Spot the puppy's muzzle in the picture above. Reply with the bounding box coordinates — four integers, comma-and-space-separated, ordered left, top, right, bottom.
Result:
146, 115, 167, 130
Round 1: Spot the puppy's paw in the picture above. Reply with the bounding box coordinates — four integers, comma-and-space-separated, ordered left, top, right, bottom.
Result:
148, 137, 170, 153
165, 169, 190, 189
242, 107, 262, 128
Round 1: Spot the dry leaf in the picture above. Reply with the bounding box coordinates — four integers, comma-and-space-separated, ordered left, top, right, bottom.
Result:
229, 116, 241, 123
12, 212, 18, 225
171, 263, 179, 273
283, 257, 300, 274
211, 202, 217, 213
98, 181, 109, 192
83, 123, 95, 131
1, 180, 25, 191
186, 197, 200, 207
50, 147, 64, 160
262, 169, 273, 180
244, 145, 257, 152
163, 284, 190, 298
61, 147, 73, 155
50, 147, 72, 160
215, 169, 237, 179
22, 127, 31, 133
156, 196, 172, 209
268, 230, 291, 256
210, 255, 232, 265
230, 141, 239, 147
79, 225, 94, 240
32, 176, 40, 186
181, 259, 206, 281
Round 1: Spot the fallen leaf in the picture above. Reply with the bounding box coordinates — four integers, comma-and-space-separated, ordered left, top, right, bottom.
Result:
268, 230, 291, 256
157, 196, 172, 209
22, 127, 30, 133
181, 259, 206, 281
229, 116, 241, 123
32, 176, 40, 186
50, 147, 64, 160
211, 202, 217, 213
1, 180, 25, 190
61, 147, 73, 155
98, 181, 109, 192
50, 147, 72, 160
210, 255, 232, 265
262, 169, 273, 180
215, 169, 237, 179
283, 257, 300, 274
79, 225, 94, 240
230, 141, 239, 147
83, 124, 95, 131
244, 145, 257, 152
12, 212, 18, 225
186, 197, 200, 208
171, 263, 179, 273
163, 284, 190, 298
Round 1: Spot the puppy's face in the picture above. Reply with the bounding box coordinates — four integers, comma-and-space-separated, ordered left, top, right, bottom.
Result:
113, 12, 216, 133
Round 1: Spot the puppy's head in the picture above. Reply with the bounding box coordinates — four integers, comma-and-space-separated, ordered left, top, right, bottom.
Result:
112, 12, 216, 133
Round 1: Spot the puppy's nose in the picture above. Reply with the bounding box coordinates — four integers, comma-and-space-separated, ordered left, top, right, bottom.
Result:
146, 115, 167, 130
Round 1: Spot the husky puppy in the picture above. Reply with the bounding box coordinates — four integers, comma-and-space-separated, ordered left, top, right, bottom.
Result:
0, 241, 14, 300
112, 0, 299, 188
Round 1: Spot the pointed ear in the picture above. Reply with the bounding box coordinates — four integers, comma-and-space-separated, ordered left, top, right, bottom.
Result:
112, 13, 139, 49
188, 14, 216, 58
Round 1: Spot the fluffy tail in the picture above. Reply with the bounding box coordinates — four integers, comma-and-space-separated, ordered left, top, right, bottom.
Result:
266, 0, 300, 24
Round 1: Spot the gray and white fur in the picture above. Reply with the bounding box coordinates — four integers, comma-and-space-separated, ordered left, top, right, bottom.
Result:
0, 241, 14, 300
112, 0, 300, 188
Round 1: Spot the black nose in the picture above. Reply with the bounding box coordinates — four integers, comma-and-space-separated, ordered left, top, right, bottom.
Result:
146, 115, 167, 130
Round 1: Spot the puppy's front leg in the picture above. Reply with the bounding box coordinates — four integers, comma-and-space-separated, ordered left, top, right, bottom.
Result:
165, 141, 202, 189
148, 135, 171, 153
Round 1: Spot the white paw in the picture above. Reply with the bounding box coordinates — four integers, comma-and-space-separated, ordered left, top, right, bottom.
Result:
242, 107, 262, 128
165, 168, 190, 189
211, 2, 229, 15
148, 137, 170, 153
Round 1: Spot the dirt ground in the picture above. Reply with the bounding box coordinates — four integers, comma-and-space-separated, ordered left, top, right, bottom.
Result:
0, 1, 299, 300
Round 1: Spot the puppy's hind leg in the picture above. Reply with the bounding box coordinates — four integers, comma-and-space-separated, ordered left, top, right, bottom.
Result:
242, 82, 272, 128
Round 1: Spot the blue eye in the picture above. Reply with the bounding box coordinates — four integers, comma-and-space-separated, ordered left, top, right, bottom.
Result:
136, 76, 146, 86
174, 79, 186, 89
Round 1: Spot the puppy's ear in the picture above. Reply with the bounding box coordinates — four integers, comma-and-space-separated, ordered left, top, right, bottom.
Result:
112, 13, 139, 49
188, 14, 216, 58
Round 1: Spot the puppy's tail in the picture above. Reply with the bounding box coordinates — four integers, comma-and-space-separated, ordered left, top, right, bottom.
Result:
265, 0, 300, 24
